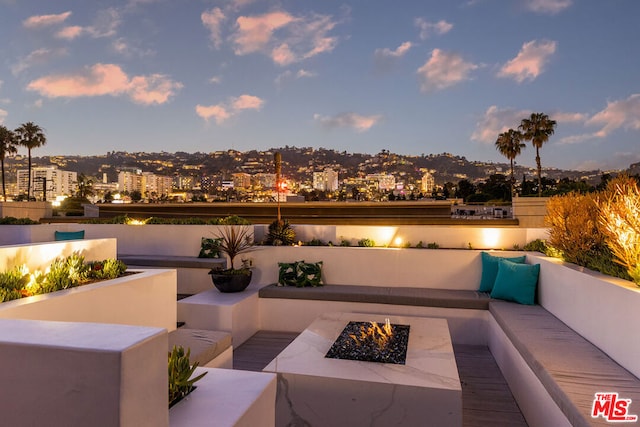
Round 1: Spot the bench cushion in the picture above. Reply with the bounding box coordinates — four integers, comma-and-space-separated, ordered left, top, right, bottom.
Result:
259, 284, 493, 310
490, 301, 640, 427
168, 328, 232, 366
119, 255, 226, 269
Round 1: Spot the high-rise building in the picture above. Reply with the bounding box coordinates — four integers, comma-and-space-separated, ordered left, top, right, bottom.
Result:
17, 166, 77, 200
313, 168, 339, 192
118, 170, 172, 198
421, 171, 435, 194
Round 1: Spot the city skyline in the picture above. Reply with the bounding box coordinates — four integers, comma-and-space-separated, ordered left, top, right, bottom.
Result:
1, 0, 639, 172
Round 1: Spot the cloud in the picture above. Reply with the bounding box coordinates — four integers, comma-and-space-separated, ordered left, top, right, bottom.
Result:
275, 68, 316, 86
202, 7, 226, 49
54, 8, 121, 40
414, 18, 453, 40
498, 40, 557, 83
111, 38, 155, 58
374, 41, 412, 73
23, 11, 72, 29
314, 112, 382, 132
11, 48, 69, 76
0, 109, 7, 124
417, 49, 478, 92
586, 94, 640, 137
230, 10, 339, 65
56, 26, 84, 39
196, 94, 265, 123
525, 0, 572, 14
471, 105, 531, 143
375, 41, 412, 59
26, 63, 182, 105
209, 76, 222, 84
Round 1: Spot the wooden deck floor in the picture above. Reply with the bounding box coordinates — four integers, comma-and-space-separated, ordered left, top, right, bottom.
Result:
233, 331, 528, 427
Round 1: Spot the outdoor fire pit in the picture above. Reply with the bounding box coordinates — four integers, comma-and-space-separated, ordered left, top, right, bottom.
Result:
325, 319, 410, 364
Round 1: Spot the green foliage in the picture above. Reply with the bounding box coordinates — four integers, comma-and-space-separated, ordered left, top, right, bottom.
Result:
0, 217, 39, 225
168, 345, 207, 407
427, 242, 440, 249
45, 254, 89, 290
339, 239, 351, 247
82, 215, 251, 225
523, 239, 548, 254
220, 215, 251, 225
303, 238, 326, 246
265, 219, 296, 246
87, 259, 128, 280
0, 255, 129, 302
213, 225, 254, 269
358, 238, 375, 247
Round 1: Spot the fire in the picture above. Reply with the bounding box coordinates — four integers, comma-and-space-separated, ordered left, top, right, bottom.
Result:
349, 318, 393, 349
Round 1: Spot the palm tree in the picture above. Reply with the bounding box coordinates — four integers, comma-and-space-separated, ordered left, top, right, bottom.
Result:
15, 122, 47, 200
519, 113, 557, 197
495, 128, 526, 199
0, 125, 18, 202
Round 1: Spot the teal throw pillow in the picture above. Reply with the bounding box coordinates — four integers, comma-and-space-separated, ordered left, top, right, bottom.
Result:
199, 237, 222, 258
278, 261, 302, 286
295, 261, 323, 287
490, 259, 540, 305
479, 252, 526, 292
54, 230, 85, 241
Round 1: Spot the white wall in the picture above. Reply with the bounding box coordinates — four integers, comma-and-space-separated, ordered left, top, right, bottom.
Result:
533, 253, 640, 379
0, 319, 168, 427
0, 269, 177, 332
249, 246, 525, 289
0, 238, 117, 272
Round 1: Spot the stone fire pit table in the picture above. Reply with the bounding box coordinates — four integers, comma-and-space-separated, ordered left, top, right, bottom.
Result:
263, 312, 462, 427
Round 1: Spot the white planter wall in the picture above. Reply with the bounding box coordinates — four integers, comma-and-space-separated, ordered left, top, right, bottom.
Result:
0, 269, 177, 332
533, 253, 640, 379
0, 238, 117, 272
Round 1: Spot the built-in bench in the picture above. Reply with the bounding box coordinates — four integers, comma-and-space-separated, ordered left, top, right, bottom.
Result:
258, 282, 640, 427
258, 284, 493, 310
168, 328, 233, 369
119, 255, 226, 295
119, 255, 226, 270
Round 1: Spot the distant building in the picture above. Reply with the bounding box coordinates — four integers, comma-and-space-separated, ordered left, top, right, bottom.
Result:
17, 166, 77, 200
421, 171, 435, 194
366, 173, 395, 191
117, 170, 173, 198
232, 173, 252, 189
253, 173, 276, 189
313, 168, 339, 192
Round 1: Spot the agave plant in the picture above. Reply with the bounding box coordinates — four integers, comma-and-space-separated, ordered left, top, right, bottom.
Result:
168, 345, 207, 407
265, 219, 296, 246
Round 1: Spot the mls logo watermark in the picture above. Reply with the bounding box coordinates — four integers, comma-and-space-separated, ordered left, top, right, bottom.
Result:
592, 392, 638, 422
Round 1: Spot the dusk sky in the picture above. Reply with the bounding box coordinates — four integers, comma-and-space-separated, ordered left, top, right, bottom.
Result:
1, 0, 639, 171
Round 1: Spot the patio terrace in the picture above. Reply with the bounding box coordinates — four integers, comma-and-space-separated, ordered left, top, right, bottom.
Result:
1, 222, 638, 426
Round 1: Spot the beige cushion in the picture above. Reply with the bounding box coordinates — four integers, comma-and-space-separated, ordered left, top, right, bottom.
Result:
168, 328, 231, 366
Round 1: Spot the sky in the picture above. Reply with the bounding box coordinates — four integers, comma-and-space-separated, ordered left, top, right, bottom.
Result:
1, 0, 639, 172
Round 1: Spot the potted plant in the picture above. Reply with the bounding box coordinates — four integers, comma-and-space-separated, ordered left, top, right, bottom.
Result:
208, 225, 255, 293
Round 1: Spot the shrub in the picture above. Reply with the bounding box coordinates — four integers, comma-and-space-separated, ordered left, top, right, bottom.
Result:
523, 239, 548, 254
0, 217, 39, 225
427, 242, 440, 249
339, 239, 351, 247
87, 259, 128, 280
358, 238, 375, 247
545, 192, 603, 266
596, 175, 640, 285
265, 219, 296, 246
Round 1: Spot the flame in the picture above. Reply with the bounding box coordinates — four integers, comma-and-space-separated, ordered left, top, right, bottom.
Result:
349, 318, 393, 349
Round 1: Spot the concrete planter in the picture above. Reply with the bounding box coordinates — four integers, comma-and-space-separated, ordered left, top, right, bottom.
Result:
0, 268, 177, 332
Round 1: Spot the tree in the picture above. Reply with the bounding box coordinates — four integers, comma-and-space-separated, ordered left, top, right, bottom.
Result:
75, 173, 95, 199
130, 190, 142, 202
0, 125, 18, 202
495, 128, 525, 199
519, 113, 557, 197
15, 122, 47, 200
